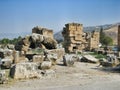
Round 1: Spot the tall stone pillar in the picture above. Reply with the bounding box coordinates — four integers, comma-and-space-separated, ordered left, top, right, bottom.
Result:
118, 25, 120, 50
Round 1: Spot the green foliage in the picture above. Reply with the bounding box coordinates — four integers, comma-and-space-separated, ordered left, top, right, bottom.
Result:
100, 27, 105, 43
0, 36, 22, 45
0, 38, 10, 45
102, 36, 113, 46
95, 54, 106, 59
89, 52, 106, 59
32, 48, 45, 54
100, 27, 113, 46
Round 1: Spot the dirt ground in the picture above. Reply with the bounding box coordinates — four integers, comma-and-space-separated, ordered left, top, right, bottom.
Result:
0, 61, 120, 90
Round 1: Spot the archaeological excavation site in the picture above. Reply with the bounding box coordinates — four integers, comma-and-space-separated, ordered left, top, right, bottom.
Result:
0, 23, 120, 90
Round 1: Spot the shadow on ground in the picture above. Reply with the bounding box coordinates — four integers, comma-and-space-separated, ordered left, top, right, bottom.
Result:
91, 66, 120, 73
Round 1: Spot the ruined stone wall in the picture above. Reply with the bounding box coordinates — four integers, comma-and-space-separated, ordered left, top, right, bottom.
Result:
32, 26, 53, 38
15, 26, 57, 53
88, 31, 100, 50
62, 23, 100, 52
62, 23, 84, 53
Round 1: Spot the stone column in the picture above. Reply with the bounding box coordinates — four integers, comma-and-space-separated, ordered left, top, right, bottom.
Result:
13, 51, 19, 64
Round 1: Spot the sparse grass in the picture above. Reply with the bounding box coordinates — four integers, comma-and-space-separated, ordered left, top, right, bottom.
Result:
32, 48, 44, 54
89, 52, 106, 59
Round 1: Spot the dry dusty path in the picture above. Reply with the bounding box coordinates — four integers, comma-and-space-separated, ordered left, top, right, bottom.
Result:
0, 62, 120, 90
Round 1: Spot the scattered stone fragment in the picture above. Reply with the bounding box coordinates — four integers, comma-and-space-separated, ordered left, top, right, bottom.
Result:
0, 70, 8, 84
47, 48, 65, 60
40, 61, 52, 70
47, 54, 57, 65
0, 58, 12, 69
10, 62, 41, 79
63, 54, 76, 66
99, 61, 113, 67
81, 55, 98, 63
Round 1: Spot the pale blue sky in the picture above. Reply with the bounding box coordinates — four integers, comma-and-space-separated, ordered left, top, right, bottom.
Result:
0, 0, 120, 33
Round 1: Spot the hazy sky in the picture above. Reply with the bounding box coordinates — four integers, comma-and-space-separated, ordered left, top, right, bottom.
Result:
0, 0, 120, 33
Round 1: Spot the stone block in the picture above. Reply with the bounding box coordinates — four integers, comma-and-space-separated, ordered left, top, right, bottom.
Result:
63, 54, 76, 66
81, 55, 98, 63
47, 54, 57, 65
33, 55, 44, 63
47, 48, 65, 60
0, 58, 12, 69
40, 61, 52, 70
10, 62, 41, 79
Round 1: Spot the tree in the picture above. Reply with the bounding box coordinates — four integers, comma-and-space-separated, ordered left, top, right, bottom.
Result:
1, 38, 10, 45
102, 36, 113, 46
0, 36, 22, 45
100, 27, 113, 46
100, 27, 105, 44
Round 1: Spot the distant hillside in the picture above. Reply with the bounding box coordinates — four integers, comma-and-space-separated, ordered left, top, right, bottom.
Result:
83, 24, 112, 32
54, 31, 64, 42
54, 22, 120, 43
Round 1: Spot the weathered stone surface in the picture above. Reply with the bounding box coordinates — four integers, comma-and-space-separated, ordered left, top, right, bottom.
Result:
40, 61, 52, 70
63, 54, 77, 66
47, 48, 65, 60
62, 23, 99, 52
0, 49, 14, 62
18, 58, 29, 63
32, 26, 53, 39
41, 70, 56, 78
43, 50, 59, 65
10, 62, 41, 79
15, 33, 57, 52
106, 54, 117, 63
88, 31, 100, 50
99, 61, 113, 67
0, 70, 8, 84
7, 44, 15, 50
47, 54, 57, 65
42, 36, 57, 49
98, 56, 120, 67
0, 58, 12, 68
31, 33, 44, 42
33, 55, 44, 63
81, 55, 98, 63
4, 49, 13, 57
13, 51, 19, 64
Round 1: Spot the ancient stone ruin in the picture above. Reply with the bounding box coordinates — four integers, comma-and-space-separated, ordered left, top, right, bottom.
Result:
88, 31, 100, 50
62, 23, 100, 53
32, 26, 54, 38
1, 23, 120, 85
15, 26, 57, 53
0, 26, 66, 82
